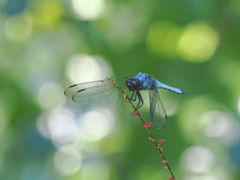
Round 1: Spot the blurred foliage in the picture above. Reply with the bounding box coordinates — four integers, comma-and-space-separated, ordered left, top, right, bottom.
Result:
1, 0, 240, 180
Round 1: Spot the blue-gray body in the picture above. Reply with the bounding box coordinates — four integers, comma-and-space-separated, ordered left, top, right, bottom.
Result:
134, 72, 184, 94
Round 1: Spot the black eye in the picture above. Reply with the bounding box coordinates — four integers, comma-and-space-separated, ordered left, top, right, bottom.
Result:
126, 78, 140, 91
132, 80, 138, 86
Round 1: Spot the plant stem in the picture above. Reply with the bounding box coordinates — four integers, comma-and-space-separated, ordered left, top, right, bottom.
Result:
107, 77, 175, 179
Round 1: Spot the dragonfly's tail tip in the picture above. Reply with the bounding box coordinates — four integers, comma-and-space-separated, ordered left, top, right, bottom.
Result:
181, 89, 186, 94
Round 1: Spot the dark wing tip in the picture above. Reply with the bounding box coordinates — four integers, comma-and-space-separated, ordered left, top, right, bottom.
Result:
64, 84, 78, 96
64, 84, 85, 97
69, 84, 77, 88
70, 89, 86, 102
77, 89, 85, 93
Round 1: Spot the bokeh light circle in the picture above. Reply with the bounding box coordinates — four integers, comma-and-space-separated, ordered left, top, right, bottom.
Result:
177, 22, 219, 63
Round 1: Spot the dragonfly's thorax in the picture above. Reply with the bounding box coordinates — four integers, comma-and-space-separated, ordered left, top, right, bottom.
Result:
126, 73, 156, 91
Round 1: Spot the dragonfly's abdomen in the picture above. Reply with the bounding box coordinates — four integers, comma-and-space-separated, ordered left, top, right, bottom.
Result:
156, 81, 185, 94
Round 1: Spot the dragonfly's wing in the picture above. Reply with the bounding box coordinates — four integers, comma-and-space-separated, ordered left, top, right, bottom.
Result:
72, 83, 123, 104
64, 74, 137, 105
149, 88, 167, 129
64, 80, 109, 97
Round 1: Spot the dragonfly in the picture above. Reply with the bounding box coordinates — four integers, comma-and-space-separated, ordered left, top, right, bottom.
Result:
64, 72, 185, 129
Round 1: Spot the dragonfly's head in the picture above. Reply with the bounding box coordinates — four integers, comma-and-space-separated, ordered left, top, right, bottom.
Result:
126, 78, 140, 91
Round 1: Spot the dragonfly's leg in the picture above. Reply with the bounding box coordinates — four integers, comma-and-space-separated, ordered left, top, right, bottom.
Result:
127, 90, 137, 101
136, 91, 144, 109
129, 91, 144, 115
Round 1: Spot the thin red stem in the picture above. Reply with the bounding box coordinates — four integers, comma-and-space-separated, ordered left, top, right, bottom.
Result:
107, 77, 175, 179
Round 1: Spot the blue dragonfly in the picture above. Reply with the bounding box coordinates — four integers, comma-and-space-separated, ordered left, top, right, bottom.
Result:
64, 72, 185, 129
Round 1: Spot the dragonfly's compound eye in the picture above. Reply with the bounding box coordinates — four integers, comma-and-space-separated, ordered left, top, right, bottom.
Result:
126, 78, 140, 91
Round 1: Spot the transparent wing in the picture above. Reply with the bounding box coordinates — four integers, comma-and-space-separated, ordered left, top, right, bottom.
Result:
64, 74, 137, 105
64, 80, 108, 97
149, 88, 167, 129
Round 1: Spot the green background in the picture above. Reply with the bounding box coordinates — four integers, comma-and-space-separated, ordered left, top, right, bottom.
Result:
1, 0, 240, 179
